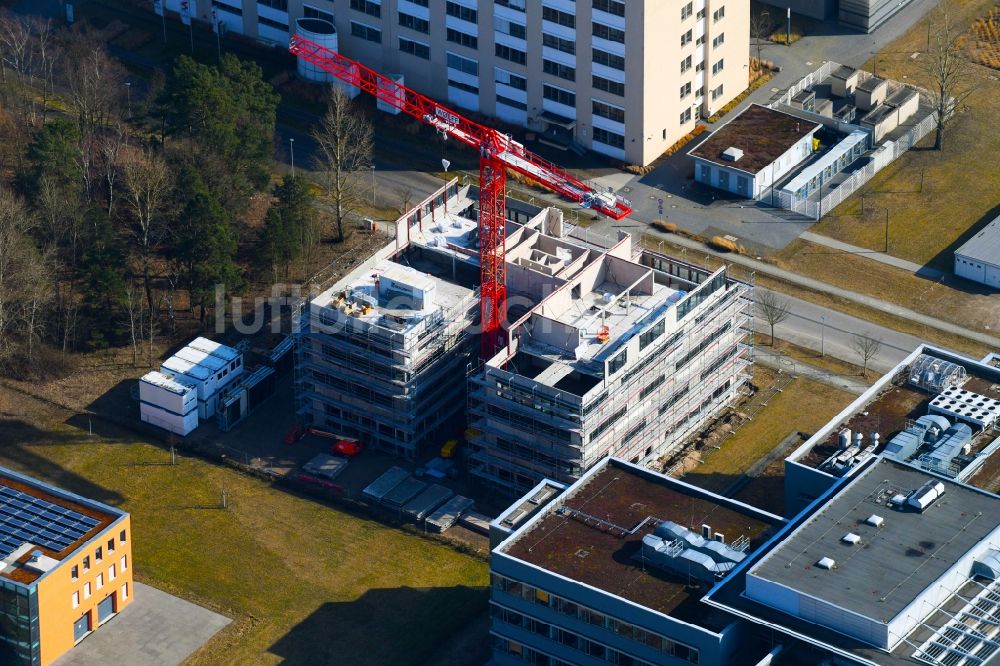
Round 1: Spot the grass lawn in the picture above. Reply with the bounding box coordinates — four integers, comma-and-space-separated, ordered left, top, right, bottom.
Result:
796, 0, 1000, 263
773, 241, 1000, 337
753, 333, 869, 379
0, 388, 489, 666
684, 370, 855, 494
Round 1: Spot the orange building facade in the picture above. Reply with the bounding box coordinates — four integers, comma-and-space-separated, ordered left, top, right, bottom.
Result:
0, 468, 133, 665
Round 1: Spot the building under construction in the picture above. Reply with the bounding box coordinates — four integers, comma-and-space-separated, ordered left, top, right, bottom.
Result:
296, 179, 753, 487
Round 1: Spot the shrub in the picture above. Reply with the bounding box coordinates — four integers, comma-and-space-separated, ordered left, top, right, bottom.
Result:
651, 219, 678, 233
708, 236, 740, 252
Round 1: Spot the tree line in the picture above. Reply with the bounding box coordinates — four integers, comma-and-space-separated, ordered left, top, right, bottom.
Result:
0, 12, 371, 379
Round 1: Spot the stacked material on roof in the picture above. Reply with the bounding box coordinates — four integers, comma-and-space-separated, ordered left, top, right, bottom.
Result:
362, 467, 410, 503
402, 484, 454, 521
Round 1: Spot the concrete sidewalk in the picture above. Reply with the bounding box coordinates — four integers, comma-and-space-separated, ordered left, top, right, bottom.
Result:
799, 231, 946, 279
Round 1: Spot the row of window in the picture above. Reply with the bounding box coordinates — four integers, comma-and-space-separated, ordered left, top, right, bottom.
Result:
681, 2, 726, 22
70, 529, 126, 581
71, 556, 127, 609
491, 574, 700, 662
494, 609, 655, 666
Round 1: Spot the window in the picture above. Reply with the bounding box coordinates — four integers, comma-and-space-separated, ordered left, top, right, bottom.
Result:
700, 164, 711, 181
445, 1, 477, 23
258, 16, 289, 30
351, 21, 382, 43
696, 85, 704, 98
713, 6, 726, 21
543, 84, 575, 107
398, 12, 429, 33
696, 61, 705, 72
257, 0, 287, 10
608, 349, 628, 374
107, 538, 115, 553
446, 28, 478, 49
121, 555, 128, 572
496, 95, 527, 110
120, 529, 126, 543
593, 127, 624, 149
594, 0, 625, 17
495, 43, 526, 65
122, 583, 129, 600
542, 32, 575, 54
681, 2, 693, 19
680, 55, 692, 73
697, 7, 706, 19
213, 1, 243, 16
71, 565, 79, 580
697, 34, 706, 45
640, 320, 665, 349
96, 573, 104, 590
399, 37, 430, 59
681, 29, 692, 46
542, 7, 575, 28
593, 48, 625, 70
593, 75, 624, 97
680, 81, 692, 99
712, 59, 725, 74
83, 582, 92, 600
711, 84, 724, 100
496, 68, 527, 90
349, 0, 380, 18
713, 33, 725, 48
495, 0, 525, 11
72, 591, 80, 608
83, 556, 90, 572
109, 564, 117, 581
496, 18, 526, 39
543, 59, 575, 81
680, 108, 692, 124
303, 5, 333, 23
95, 546, 102, 562
448, 79, 478, 94
447, 52, 478, 76
592, 22, 625, 43
592, 99, 624, 123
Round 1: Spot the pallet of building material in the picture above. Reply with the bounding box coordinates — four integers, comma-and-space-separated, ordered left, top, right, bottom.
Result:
402, 484, 454, 521
425, 495, 474, 533
381, 476, 427, 509
458, 510, 492, 536
362, 466, 410, 503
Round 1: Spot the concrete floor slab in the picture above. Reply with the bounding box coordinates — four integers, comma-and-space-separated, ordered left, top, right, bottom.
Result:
54, 583, 230, 666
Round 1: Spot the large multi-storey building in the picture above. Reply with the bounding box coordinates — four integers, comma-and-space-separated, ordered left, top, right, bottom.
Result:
0, 467, 134, 666
173, 0, 749, 165
469, 241, 753, 496
296, 179, 752, 485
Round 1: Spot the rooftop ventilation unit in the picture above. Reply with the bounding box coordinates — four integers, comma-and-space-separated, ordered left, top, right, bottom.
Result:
722, 146, 744, 161
929, 388, 1000, 430
906, 480, 946, 512
842, 533, 861, 545
865, 514, 885, 528
908, 354, 967, 392
816, 557, 836, 570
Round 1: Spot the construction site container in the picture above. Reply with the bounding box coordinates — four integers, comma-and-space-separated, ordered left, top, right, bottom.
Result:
860, 104, 899, 143
362, 467, 410, 503
855, 77, 887, 111
885, 87, 919, 125
382, 476, 427, 509
426, 496, 475, 532
830, 65, 860, 97
402, 484, 454, 521
139, 371, 199, 436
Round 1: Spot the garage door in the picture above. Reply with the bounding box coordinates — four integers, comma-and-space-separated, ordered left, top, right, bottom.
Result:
97, 594, 115, 624
73, 613, 90, 642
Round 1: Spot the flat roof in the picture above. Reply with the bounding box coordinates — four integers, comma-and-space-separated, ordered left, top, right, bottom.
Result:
500, 460, 781, 627
857, 76, 887, 93
749, 458, 1000, 623
688, 104, 821, 175
0, 468, 122, 585
955, 213, 1000, 267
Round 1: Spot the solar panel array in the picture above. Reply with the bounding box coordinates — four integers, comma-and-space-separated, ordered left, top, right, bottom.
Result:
0, 486, 100, 559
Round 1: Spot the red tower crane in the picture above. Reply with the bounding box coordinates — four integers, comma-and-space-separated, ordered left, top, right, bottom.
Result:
289, 36, 633, 359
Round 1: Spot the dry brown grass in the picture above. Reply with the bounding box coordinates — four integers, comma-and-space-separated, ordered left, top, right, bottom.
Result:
971, 6, 1000, 68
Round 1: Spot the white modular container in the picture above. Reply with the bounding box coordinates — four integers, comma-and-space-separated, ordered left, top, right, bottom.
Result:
139, 371, 198, 417
141, 402, 199, 436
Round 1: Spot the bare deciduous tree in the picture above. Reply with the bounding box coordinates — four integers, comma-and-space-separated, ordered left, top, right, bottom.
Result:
311, 87, 374, 242
0, 188, 49, 367
121, 147, 171, 315
64, 40, 124, 138
750, 11, 772, 69
756, 290, 790, 345
919, 2, 979, 150
851, 332, 883, 378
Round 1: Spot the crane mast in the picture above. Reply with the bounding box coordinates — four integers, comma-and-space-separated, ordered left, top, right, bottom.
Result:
289, 36, 632, 359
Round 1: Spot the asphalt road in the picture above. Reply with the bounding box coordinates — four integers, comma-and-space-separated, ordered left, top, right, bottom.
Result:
755, 289, 927, 373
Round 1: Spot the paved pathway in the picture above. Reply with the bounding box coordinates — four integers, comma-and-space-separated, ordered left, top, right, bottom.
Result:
799, 231, 946, 278
54, 583, 230, 666
755, 351, 871, 396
